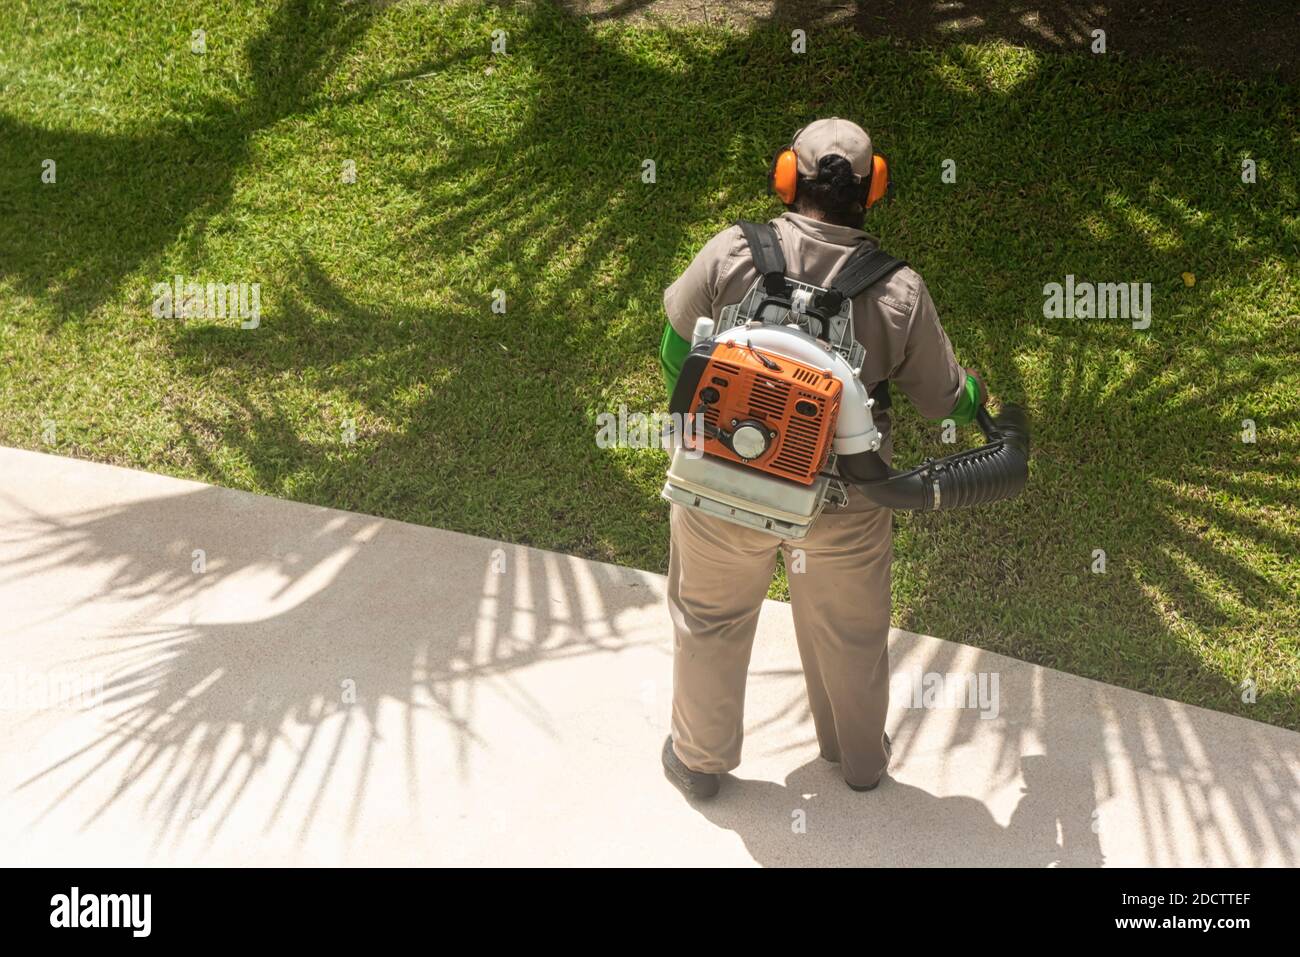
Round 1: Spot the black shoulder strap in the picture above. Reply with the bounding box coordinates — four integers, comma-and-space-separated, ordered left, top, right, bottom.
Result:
817, 244, 908, 315
735, 220, 788, 297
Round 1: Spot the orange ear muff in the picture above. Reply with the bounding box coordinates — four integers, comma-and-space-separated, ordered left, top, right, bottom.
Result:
865, 153, 891, 208
771, 149, 799, 205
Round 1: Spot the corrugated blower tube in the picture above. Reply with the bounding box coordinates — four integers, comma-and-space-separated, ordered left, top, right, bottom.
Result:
837, 405, 1031, 511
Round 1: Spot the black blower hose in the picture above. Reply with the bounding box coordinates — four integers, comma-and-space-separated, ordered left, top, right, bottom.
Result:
837, 405, 1031, 511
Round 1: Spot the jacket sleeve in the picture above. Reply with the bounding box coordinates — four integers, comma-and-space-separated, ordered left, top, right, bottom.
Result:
662, 226, 741, 340
888, 277, 968, 421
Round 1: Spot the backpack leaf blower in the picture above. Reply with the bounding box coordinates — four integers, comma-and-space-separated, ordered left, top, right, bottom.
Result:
661, 221, 1030, 539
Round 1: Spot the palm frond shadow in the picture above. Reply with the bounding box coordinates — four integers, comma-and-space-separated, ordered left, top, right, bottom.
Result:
4, 484, 660, 851
739, 621, 1297, 866
0, 0, 381, 321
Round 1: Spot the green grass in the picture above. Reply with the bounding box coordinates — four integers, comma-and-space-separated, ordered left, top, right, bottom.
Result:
1, 0, 1296, 728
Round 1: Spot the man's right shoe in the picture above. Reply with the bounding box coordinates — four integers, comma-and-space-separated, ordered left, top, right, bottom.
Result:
662, 735, 721, 799
847, 733, 892, 793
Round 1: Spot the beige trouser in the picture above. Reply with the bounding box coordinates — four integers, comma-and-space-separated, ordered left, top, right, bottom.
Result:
666, 493, 893, 789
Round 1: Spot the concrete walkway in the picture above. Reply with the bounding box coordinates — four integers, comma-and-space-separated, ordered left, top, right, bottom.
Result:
0, 447, 1295, 867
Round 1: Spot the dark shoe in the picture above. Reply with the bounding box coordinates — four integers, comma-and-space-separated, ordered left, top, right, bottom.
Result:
662, 735, 720, 799
847, 733, 892, 792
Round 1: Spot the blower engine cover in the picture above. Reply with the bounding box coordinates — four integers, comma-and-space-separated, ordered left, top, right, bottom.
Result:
669, 337, 841, 486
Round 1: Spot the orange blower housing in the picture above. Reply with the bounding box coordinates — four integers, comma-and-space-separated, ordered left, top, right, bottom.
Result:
669, 338, 841, 486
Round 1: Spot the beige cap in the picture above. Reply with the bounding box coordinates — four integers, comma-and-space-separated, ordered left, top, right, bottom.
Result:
792, 117, 873, 179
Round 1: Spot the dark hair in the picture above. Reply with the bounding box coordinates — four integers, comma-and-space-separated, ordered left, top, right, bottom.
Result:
789, 153, 867, 228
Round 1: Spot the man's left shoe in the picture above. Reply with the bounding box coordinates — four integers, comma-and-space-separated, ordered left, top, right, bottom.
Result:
662, 735, 721, 799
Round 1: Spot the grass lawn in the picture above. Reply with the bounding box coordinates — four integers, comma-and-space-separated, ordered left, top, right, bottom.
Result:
1, 0, 1296, 728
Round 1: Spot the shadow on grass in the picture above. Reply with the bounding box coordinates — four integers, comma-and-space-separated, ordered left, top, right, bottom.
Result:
0, 0, 381, 320
565, 0, 1300, 80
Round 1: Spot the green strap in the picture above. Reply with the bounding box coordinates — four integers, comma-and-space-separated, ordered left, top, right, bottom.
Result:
947, 372, 981, 426
659, 322, 691, 396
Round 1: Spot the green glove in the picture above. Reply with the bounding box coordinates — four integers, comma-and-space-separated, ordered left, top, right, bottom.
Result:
659, 321, 691, 397
947, 370, 983, 426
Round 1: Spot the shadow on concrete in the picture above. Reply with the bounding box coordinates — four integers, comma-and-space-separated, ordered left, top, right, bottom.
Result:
2, 468, 1296, 865
732, 628, 1299, 866
699, 768, 1080, 868
1, 484, 661, 853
